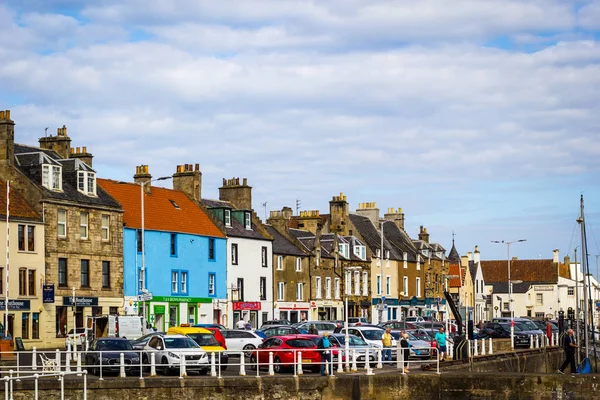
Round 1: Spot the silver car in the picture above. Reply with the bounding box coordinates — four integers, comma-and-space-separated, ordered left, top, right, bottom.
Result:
401, 331, 432, 359
293, 321, 337, 335
329, 334, 376, 366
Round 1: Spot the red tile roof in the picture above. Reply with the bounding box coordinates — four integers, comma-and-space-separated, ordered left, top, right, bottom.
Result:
0, 180, 41, 221
448, 264, 462, 287
480, 259, 559, 284
98, 179, 224, 238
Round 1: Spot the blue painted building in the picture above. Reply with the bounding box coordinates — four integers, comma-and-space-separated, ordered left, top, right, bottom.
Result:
99, 164, 227, 329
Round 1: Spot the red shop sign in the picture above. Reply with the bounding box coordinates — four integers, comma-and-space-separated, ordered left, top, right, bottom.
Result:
232, 301, 262, 311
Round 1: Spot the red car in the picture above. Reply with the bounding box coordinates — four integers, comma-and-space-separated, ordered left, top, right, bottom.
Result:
250, 335, 322, 373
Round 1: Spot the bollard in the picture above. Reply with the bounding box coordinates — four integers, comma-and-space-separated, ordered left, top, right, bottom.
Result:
32, 347, 37, 371
55, 349, 61, 373
365, 350, 373, 376
34, 373, 39, 400
489, 337, 493, 355
211, 353, 216, 377
473, 339, 478, 356
481, 338, 486, 355
397, 346, 402, 370
400, 348, 405, 374
268, 352, 274, 376
376, 348, 383, 369
297, 351, 303, 375
337, 349, 343, 373
530, 335, 534, 349
65, 350, 71, 372
179, 352, 187, 378
85, 341, 89, 352
76, 352, 82, 376
99, 351, 103, 381
66, 341, 71, 362
345, 346, 350, 372
239, 352, 246, 376
467, 340, 471, 358
119, 353, 126, 378
150, 353, 157, 377
351, 349, 358, 372
535, 335, 540, 349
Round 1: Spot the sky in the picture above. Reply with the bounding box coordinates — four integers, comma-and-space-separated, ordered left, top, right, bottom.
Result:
1, 0, 599, 264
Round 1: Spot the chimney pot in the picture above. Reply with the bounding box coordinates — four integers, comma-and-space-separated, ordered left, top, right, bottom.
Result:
5, 111, 9, 120
195, 163, 199, 171
0, 111, 4, 119
76, 147, 80, 154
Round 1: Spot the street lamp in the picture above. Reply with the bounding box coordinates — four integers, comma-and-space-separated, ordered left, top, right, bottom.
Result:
344, 266, 362, 372
491, 239, 526, 348
120, 175, 172, 334
378, 220, 385, 324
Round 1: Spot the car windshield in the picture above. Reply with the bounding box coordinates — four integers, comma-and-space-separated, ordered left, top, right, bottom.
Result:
411, 332, 430, 341
187, 333, 219, 346
517, 321, 539, 330
362, 330, 384, 340
336, 335, 368, 346
500, 323, 521, 332
96, 340, 133, 351
286, 339, 316, 348
164, 337, 200, 349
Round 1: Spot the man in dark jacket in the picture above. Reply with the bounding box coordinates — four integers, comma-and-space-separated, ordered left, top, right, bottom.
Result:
558, 329, 578, 374
333, 323, 342, 334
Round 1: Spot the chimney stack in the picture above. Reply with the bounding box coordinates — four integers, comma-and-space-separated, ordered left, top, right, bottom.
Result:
219, 177, 252, 210
418, 226, 430, 244
356, 202, 380, 225
70, 145, 94, 167
134, 165, 152, 194
329, 192, 349, 235
473, 245, 480, 263
173, 163, 202, 201
39, 125, 71, 159
553, 249, 559, 263
0, 109, 15, 165
384, 207, 405, 230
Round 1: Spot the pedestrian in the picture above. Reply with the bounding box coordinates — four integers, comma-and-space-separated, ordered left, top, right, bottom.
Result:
558, 329, 578, 374
400, 332, 410, 373
477, 320, 484, 330
435, 327, 447, 361
317, 332, 332, 375
382, 328, 393, 365
309, 324, 319, 335
236, 318, 246, 329
333, 323, 342, 334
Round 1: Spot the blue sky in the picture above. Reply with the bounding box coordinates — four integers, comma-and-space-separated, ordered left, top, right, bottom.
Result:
1, 0, 600, 264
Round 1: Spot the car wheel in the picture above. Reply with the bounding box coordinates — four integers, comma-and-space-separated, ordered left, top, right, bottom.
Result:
142, 354, 150, 373
273, 356, 284, 373
198, 368, 209, 376
243, 344, 256, 358
250, 355, 257, 370
160, 357, 170, 376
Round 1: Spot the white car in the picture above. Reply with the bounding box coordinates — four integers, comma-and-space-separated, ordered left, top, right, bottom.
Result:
143, 334, 209, 375
221, 330, 264, 356
65, 328, 88, 348
341, 326, 397, 350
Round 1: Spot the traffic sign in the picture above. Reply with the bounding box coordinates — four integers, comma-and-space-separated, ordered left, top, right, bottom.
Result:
137, 292, 153, 301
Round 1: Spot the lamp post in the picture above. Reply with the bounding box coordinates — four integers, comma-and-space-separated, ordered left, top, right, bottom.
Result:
491, 239, 526, 348
444, 275, 459, 338
344, 266, 362, 371
378, 220, 384, 324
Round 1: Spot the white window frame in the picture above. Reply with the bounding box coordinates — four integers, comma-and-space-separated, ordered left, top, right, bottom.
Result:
536, 293, 543, 306
101, 214, 110, 241
181, 271, 187, 294
403, 277, 408, 297
362, 272, 368, 296
334, 278, 340, 299
276, 255, 283, 270
376, 275, 382, 295
58, 209, 67, 238
296, 282, 303, 301
77, 171, 96, 196
277, 282, 285, 301
80, 212, 89, 240
345, 271, 351, 295
416, 277, 421, 296
171, 271, 179, 293
208, 274, 215, 296
325, 277, 331, 299
354, 271, 360, 296
224, 209, 231, 227
354, 245, 366, 260
42, 164, 62, 191
568, 287, 574, 296
403, 252, 408, 269
339, 243, 350, 259
315, 277, 322, 299
386, 276, 391, 296
244, 212, 251, 229
295, 257, 301, 272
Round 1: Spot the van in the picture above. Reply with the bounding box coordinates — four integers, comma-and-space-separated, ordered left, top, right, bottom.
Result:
167, 326, 229, 370
86, 315, 143, 341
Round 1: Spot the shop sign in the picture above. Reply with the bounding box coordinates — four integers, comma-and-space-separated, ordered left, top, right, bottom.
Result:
152, 296, 212, 304
0, 299, 30, 310
43, 284, 55, 303
533, 285, 554, 292
62, 296, 98, 307
232, 301, 261, 311
154, 305, 166, 314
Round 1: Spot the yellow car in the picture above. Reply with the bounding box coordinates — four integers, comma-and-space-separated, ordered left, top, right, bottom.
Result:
167, 325, 229, 370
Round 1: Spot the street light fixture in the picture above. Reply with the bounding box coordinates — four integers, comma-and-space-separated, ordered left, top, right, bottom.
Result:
491, 239, 526, 348
343, 265, 362, 372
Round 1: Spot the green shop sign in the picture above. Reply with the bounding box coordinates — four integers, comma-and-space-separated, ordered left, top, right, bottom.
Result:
151, 296, 212, 304
154, 305, 165, 314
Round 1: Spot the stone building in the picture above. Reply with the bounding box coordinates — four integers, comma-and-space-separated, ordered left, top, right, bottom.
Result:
0, 110, 124, 349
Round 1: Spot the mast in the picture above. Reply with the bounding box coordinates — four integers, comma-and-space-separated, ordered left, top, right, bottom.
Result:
578, 195, 589, 357
575, 247, 580, 366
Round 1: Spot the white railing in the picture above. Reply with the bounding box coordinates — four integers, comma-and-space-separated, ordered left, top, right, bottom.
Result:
2, 370, 87, 400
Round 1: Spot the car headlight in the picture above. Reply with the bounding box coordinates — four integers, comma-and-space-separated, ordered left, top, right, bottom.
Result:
372, 344, 382, 348
131, 357, 140, 363
101, 357, 112, 363
168, 352, 180, 359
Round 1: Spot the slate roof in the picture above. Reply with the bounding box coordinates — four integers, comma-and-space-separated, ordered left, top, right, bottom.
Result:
0, 180, 42, 222
265, 226, 307, 257
202, 198, 233, 209
13, 144, 121, 209
489, 281, 533, 294
348, 214, 402, 260
201, 198, 268, 240
448, 264, 462, 288
480, 259, 561, 284
98, 179, 224, 238
447, 242, 461, 264
382, 222, 418, 262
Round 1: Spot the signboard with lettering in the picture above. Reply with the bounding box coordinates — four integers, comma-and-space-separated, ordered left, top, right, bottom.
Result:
533, 285, 554, 292
62, 296, 98, 307
0, 300, 30, 310
232, 301, 262, 311
43, 284, 55, 303
151, 296, 212, 304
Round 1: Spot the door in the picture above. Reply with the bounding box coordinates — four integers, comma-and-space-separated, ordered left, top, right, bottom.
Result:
227, 330, 245, 351
155, 313, 164, 331
188, 306, 196, 325
259, 338, 275, 363
169, 305, 178, 328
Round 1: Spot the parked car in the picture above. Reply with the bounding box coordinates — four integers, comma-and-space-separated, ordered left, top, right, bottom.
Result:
85, 337, 140, 376
167, 326, 228, 370
193, 323, 227, 331
405, 316, 425, 323
221, 329, 264, 357
329, 333, 376, 366
479, 322, 530, 347
250, 335, 321, 373
529, 319, 558, 333
255, 325, 302, 339
341, 326, 395, 352
293, 321, 337, 335
143, 334, 209, 375
378, 320, 419, 330
397, 331, 433, 359
65, 328, 88, 347
259, 320, 291, 328
194, 326, 227, 349
130, 331, 166, 350
348, 317, 370, 326
405, 329, 437, 355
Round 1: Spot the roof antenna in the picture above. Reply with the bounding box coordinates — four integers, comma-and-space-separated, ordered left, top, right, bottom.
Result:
44, 127, 49, 137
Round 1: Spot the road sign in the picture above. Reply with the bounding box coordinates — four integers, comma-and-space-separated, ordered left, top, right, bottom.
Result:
137, 292, 153, 302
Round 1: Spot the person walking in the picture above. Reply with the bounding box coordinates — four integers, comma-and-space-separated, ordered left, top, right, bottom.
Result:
382, 328, 393, 365
317, 332, 332, 375
333, 323, 342, 334
236, 318, 246, 329
400, 332, 410, 373
435, 327, 447, 361
558, 329, 578, 374
309, 324, 319, 335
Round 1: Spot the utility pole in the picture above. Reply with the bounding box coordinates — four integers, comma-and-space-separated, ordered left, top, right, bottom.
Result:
295, 199, 301, 215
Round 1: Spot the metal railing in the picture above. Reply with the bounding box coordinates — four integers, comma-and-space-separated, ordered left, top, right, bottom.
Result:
2, 370, 88, 400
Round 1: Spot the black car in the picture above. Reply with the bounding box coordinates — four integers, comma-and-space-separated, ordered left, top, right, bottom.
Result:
479, 322, 529, 347
85, 337, 141, 375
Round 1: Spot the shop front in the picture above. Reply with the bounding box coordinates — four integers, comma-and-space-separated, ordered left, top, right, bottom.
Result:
231, 301, 264, 329
310, 300, 343, 321
371, 298, 400, 323
274, 301, 310, 324
147, 296, 213, 331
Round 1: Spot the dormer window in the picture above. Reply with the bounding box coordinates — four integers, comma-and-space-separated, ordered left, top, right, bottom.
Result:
244, 212, 251, 230
338, 243, 350, 259
353, 245, 366, 261
224, 209, 231, 227
77, 171, 96, 196
42, 164, 62, 191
